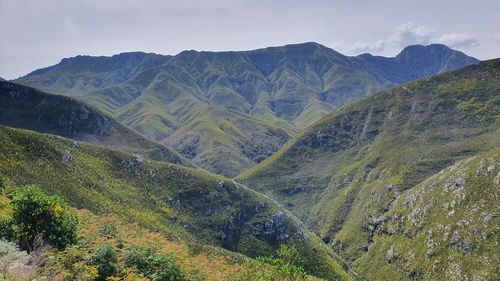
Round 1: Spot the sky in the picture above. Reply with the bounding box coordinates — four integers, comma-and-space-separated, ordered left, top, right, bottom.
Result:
1, 0, 499, 79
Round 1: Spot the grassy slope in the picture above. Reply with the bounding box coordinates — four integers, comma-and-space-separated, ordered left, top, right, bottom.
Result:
163, 106, 292, 177
15, 43, 477, 177
0, 197, 327, 281
0, 81, 188, 166
0, 125, 351, 280
354, 149, 500, 280
238, 59, 500, 265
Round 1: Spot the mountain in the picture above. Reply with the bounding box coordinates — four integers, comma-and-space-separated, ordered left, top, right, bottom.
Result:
354, 149, 500, 280
0, 81, 188, 166
237, 59, 500, 276
15, 43, 478, 177
0, 125, 352, 280
0, 77, 5, 81
358, 44, 479, 84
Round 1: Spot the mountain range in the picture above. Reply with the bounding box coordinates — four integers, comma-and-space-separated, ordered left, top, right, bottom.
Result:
14, 43, 478, 176
238, 59, 500, 280
1, 42, 498, 281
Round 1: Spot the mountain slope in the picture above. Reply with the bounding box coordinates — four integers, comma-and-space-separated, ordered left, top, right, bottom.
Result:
15, 43, 477, 176
0, 125, 352, 280
238, 59, 500, 266
355, 149, 500, 280
0, 81, 188, 166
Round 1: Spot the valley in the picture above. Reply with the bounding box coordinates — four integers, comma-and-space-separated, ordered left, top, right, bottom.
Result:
0, 43, 498, 281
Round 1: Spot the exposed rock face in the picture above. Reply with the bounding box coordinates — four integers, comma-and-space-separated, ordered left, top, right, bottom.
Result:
354, 150, 500, 280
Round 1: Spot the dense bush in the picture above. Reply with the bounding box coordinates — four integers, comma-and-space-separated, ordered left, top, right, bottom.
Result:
230, 244, 308, 281
11, 185, 78, 251
124, 246, 184, 281
89, 245, 118, 281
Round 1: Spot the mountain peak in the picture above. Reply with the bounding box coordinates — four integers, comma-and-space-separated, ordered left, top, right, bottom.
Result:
357, 43, 479, 83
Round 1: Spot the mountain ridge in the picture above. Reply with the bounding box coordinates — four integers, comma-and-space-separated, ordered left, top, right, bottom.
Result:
238, 58, 500, 276
0, 80, 189, 166
15, 42, 478, 177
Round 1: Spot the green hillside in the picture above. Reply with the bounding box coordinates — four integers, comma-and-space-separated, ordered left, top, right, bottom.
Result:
15, 43, 477, 176
0, 81, 188, 166
238, 59, 500, 269
0, 195, 327, 281
0, 125, 352, 280
354, 149, 500, 280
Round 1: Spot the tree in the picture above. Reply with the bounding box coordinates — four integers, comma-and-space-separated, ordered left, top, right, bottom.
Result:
11, 185, 77, 251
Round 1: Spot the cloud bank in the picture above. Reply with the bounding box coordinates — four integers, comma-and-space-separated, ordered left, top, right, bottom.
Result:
349, 23, 478, 54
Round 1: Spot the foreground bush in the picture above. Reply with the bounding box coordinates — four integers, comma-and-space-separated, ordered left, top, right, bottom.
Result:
124, 246, 184, 281
89, 245, 118, 281
11, 185, 78, 251
229, 245, 308, 281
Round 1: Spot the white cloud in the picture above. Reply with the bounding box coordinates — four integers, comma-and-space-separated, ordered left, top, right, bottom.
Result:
437, 33, 478, 48
349, 39, 385, 54
348, 22, 478, 55
387, 23, 434, 46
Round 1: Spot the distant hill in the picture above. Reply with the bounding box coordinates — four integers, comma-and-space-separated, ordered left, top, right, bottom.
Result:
238, 59, 500, 276
15, 43, 478, 176
0, 125, 352, 280
0, 81, 188, 166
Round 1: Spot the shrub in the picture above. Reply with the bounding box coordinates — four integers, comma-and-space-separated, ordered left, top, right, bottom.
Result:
98, 223, 117, 238
276, 244, 302, 266
151, 253, 184, 281
0, 239, 28, 261
124, 247, 155, 275
246, 244, 307, 280
124, 246, 184, 281
89, 245, 118, 281
69, 263, 99, 281
11, 185, 78, 251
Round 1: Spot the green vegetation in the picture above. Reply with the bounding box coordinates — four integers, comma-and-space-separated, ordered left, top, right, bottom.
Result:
0, 125, 351, 280
10, 185, 77, 251
124, 247, 184, 281
0, 190, 330, 281
14, 43, 476, 176
0, 81, 189, 166
3, 43, 491, 281
231, 245, 309, 281
355, 149, 500, 280
89, 245, 118, 280
239, 59, 500, 278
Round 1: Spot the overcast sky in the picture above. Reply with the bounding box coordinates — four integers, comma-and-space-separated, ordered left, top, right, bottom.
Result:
1, 0, 499, 79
